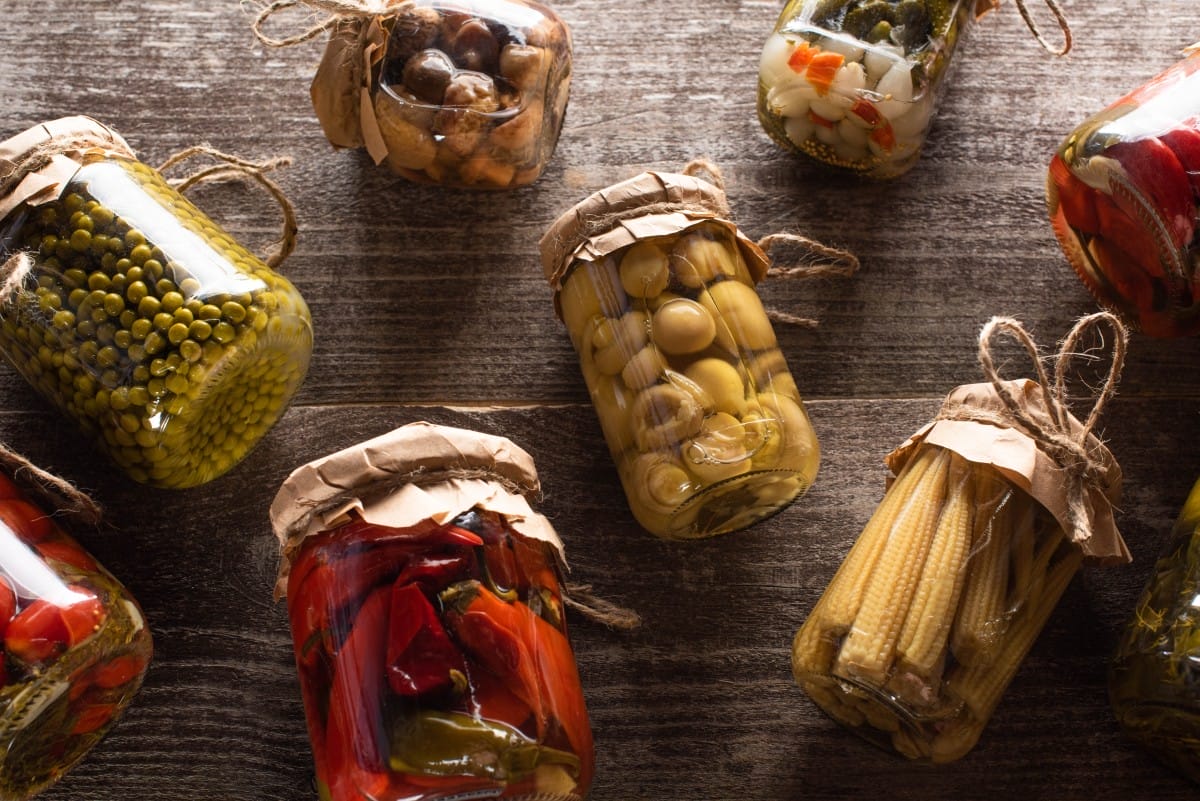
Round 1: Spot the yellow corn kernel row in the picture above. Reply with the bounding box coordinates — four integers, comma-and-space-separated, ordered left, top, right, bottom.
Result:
791, 445, 943, 679
835, 448, 952, 684
949, 469, 1015, 666
896, 452, 975, 680
931, 535, 1082, 764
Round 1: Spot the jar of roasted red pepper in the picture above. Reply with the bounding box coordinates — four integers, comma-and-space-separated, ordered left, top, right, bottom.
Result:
255, 0, 573, 189
757, 0, 999, 177
1047, 45, 1200, 337
270, 422, 593, 801
0, 117, 313, 488
0, 461, 152, 799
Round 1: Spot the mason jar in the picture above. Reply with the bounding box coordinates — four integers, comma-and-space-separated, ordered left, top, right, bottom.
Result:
312, 0, 572, 189
540, 170, 820, 539
1047, 47, 1200, 337
1109, 474, 1200, 784
0, 469, 152, 799
270, 422, 594, 801
757, 0, 989, 177
0, 117, 313, 489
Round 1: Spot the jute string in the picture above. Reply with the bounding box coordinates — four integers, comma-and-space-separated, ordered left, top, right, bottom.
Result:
156, 146, 299, 269
0, 442, 102, 527
1013, 0, 1072, 57
937, 312, 1127, 545
248, 0, 407, 47
281, 466, 640, 630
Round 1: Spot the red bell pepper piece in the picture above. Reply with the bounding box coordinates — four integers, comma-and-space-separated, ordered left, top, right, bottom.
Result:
90, 651, 149, 689
1050, 154, 1102, 235
1105, 138, 1196, 251
386, 582, 466, 697
1159, 125, 1200, 197
392, 550, 471, 594
35, 538, 99, 573
70, 702, 117, 735
0, 580, 14, 637
322, 585, 391, 801
0, 472, 21, 501
442, 581, 594, 786
467, 663, 533, 730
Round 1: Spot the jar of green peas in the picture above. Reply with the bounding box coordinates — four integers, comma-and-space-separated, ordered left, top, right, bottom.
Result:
0, 117, 313, 489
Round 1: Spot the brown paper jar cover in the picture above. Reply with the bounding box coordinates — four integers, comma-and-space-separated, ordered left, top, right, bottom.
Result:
539, 170, 819, 540
311, 0, 573, 189
0, 116, 313, 489
269, 421, 594, 800
792, 377, 1128, 764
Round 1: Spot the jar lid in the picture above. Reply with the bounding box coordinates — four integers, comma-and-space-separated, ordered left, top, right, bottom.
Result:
538, 170, 769, 295
269, 421, 565, 597
0, 116, 133, 221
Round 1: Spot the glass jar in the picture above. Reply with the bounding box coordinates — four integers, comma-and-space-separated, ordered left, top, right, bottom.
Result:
1047, 47, 1200, 337
792, 377, 1126, 763
540, 171, 820, 539
757, 0, 990, 177
271, 422, 593, 801
313, 0, 572, 189
1109, 475, 1200, 784
0, 469, 152, 799
0, 117, 313, 489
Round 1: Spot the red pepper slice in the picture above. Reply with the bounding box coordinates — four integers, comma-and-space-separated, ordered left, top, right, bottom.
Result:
1105, 138, 1196, 251
385, 582, 466, 697
322, 586, 391, 801
70, 702, 117, 735
0, 473, 22, 501
35, 538, 99, 573
392, 550, 471, 593
0, 580, 15, 637
90, 651, 149, 689
1159, 125, 1200, 197
442, 581, 593, 785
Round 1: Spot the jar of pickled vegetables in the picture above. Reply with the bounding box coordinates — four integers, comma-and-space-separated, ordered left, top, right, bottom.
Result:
0, 117, 313, 489
1047, 46, 1200, 337
270, 421, 593, 801
1110, 474, 1200, 784
0, 465, 152, 799
792, 319, 1130, 763
539, 170, 821, 539
259, 0, 572, 189
757, 0, 997, 177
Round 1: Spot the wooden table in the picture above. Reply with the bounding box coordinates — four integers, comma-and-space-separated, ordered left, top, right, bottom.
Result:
2, 0, 1199, 798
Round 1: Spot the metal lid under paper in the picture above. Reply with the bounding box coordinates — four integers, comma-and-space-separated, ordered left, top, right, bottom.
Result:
269, 421, 565, 598
0, 116, 133, 222
538, 170, 770, 298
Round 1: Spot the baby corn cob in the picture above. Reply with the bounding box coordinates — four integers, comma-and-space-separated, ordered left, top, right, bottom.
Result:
950, 471, 1016, 667
896, 453, 975, 681
932, 540, 1083, 763
835, 448, 951, 684
792, 447, 941, 679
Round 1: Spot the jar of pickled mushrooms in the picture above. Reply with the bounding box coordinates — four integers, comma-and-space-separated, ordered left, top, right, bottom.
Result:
0, 117, 313, 489
260, 0, 573, 189
0, 463, 151, 799
1047, 45, 1200, 337
758, 0, 998, 177
792, 316, 1130, 762
271, 421, 593, 801
540, 170, 821, 539
1110, 474, 1200, 784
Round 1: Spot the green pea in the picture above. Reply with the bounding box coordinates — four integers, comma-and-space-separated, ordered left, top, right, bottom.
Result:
143, 331, 166, 355
51, 310, 75, 330
165, 374, 189, 395
129, 244, 152, 264
143, 259, 164, 280
63, 268, 88, 289
119, 310, 136, 330
103, 293, 125, 317
153, 312, 174, 332
130, 318, 152, 340
172, 307, 194, 326
188, 320, 212, 341
87, 273, 110, 291
167, 323, 189, 345
211, 322, 236, 344
70, 229, 92, 251
180, 339, 202, 362
220, 302, 247, 323
161, 291, 184, 313
69, 212, 94, 232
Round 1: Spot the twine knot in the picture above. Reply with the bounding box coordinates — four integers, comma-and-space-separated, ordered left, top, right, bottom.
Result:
970, 312, 1127, 544
248, 0, 405, 47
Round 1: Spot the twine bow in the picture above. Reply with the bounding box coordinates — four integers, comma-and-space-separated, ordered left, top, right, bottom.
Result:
1012, 0, 1072, 56
248, 0, 403, 47
974, 312, 1128, 544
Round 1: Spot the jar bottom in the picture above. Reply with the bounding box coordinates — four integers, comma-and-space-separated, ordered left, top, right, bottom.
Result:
1113, 700, 1200, 783
662, 469, 808, 539
116, 318, 311, 488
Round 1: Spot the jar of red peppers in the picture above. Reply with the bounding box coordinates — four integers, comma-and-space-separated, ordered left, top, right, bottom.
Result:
757, 0, 998, 177
540, 169, 822, 539
255, 0, 573, 189
270, 422, 593, 801
0, 117, 313, 488
1109, 474, 1200, 784
0, 459, 152, 799
1047, 45, 1200, 337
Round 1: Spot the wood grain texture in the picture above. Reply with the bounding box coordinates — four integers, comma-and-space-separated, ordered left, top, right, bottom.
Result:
0, 0, 1198, 799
